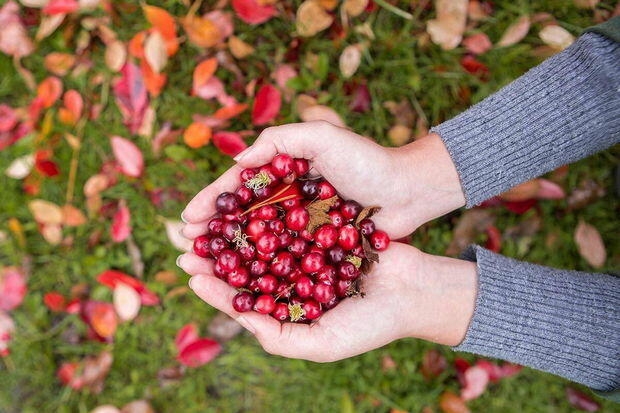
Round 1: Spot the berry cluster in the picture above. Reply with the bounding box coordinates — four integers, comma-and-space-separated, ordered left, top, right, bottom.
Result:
193, 154, 390, 323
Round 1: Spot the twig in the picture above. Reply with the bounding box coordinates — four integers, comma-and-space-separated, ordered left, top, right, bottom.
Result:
374, 0, 413, 20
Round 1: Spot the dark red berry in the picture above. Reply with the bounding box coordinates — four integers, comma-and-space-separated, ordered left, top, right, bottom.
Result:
370, 230, 390, 251
256, 250, 276, 262
335, 279, 352, 298
207, 218, 223, 235
254, 185, 274, 199
287, 268, 303, 283
301, 179, 320, 199
238, 244, 256, 261
327, 246, 345, 264
258, 165, 278, 183
299, 229, 314, 241
215, 192, 239, 214
317, 181, 337, 200
213, 261, 227, 279
301, 252, 325, 274
256, 232, 280, 254
278, 231, 294, 248
271, 302, 289, 321
235, 186, 253, 205
314, 224, 338, 249
295, 276, 314, 298
285, 206, 310, 231
340, 200, 362, 221
338, 224, 360, 251
293, 158, 310, 176
257, 274, 278, 294
328, 210, 344, 227
288, 238, 308, 258
358, 218, 376, 236
217, 249, 241, 272
337, 261, 360, 281
208, 237, 227, 257
268, 219, 285, 234
240, 168, 258, 182
257, 205, 278, 220
222, 221, 242, 241
313, 283, 335, 304
223, 208, 247, 224
254, 294, 276, 314
227, 267, 250, 288
270, 251, 295, 277
193, 234, 210, 258
281, 198, 301, 210
302, 300, 322, 320
275, 281, 293, 299
232, 291, 255, 312
249, 260, 268, 276
271, 153, 295, 178
315, 265, 336, 284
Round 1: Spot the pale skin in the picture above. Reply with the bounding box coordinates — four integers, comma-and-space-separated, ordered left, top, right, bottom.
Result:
178, 121, 478, 361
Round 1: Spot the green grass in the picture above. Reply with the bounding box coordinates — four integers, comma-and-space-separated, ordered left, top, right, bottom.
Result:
1, 1, 619, 412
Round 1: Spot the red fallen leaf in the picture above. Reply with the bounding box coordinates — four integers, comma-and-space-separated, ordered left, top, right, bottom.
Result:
97, 270, 160, 306
460, 55, 489, 80
454, 358, 470, 386
232, 0, 277, 25
37, 77, 63, 108
566, 387, 600, 412
177, 338, 222, 367
0, 105, 18, 132
252, 84, 281, 125
421, 349, 447, 380
0, 1, 35, 58
66, 298, 81, 314
497, 362, 522, 379
213, 131, 248, 157
194, 76, 225, 100
473, 359, 522, 383
43, 291, 67, 312
42, 0, 79, 15
81, 301, 117, 340
462, 33, 492, 55
461, 365, 490, 401
0, 267, 27, 311
34, 150, 61, 177
113, 63, 148, 134
349, 83, 372, 113
110, 136, 144, 178
484, 225, 502, 252
58, 89, 83, 125
175, 324, 200, 352
57, 361, 79, 387
57, 351, 113, 393
206, 10, 234, 41
272, 63, 297, 101
536, 178, 565, 199
503, 198, 537, 214
111, 201, 131, 243
0, 312, 15, 357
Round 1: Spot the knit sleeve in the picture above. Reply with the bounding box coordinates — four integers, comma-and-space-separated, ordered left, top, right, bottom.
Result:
454, 245, 620, 392
430, 32, 620, 207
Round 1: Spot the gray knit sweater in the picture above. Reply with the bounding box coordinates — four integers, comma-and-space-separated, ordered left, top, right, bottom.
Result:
431, 32, 620, 392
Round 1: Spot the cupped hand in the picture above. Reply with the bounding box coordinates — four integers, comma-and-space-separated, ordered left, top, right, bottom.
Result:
181, 121, 465, 241
178, 242, 477, 362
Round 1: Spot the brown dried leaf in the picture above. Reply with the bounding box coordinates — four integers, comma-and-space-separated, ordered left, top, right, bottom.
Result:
44, 52, 76, 76
79, 350, 114, 394
426, 0, 468, 50
355, 206, 381, 226
439, 391, 470, 413
574, 220, 606, 268
574, 0, 599, 8
343, 0, 369, 17
207, 312, 244, 342
497, 16, 531, 47
504, 215, 541, 239
228, 36, 255, 59
296, 0, 334, 37
361, 236, 379, 263
446, 209, 495, 256
383, 99, 416, 127
566, 179, 606, 211
157, 365, 185, 387
306, 196, 339, 232
154, 270, 178, 285
120, 400, 155, 413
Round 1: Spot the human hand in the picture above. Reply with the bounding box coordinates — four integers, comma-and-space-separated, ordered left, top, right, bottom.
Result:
181, 121, 465, 241
178, 242, 477, 362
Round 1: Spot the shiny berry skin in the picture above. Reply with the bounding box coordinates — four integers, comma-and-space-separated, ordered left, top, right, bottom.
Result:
249, 259, 268, 276
293, 158, 310, 176
192, 235, 210, 258
256, 232, 280, 254
313, 283, 335, 304
295, 276, 314, 298
288, 238, 308, 258
217, 249, 241, 272
281, 198, 301, 210
301, 252, 325, 274
350, 245, 365, 258
278, 231, 294, 248
301, 179, 320, 199
302, 300, 322, 320
287, 268, 303, 283
285, 207, 310, 231
240, 168, 258, 182
358, 218, 376, 236
256, 250, 276, 262
314, 224, 338, 249
299, 229, 314, 241
208, 237, 227, 258
258, 165, 278, 183
271, 153, 295, 178
324, 296, 340, 310
238, 244, 256, 261
207, 218, 223, 235
246, 219, 267, 240
328, 211, 344, 228
370, 230, 390, 251
340, 200, 362, 221
248, 278, 260, 293
223, 208, 247, 224
317, 181, 337, 200
338, 224, 360, 251
268, 219, 285, 234
222, 221, 242, 241
337, 261, 360, 281
270, 251, 295, 277
215, 192, 239, 214
315, 265, 336, 284
227, 267, 250, 288
213, 261, 227, 279
254, 294, 276, 314
232, 291, 255, 312
257, 205, 278, 221
271, 302, 290, 321
257, 274, 278, 294
275, 281, 293, 299
235, 186, 254, 205
327, 246, 345, 264
254, 185, 274, 199
335, 279, 352, 298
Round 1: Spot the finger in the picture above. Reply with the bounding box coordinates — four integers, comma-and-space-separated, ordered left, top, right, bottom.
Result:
181, 221, 211, 239
177, 253, 214, 276
235, 122, 335, 167
181, 164, 244, 223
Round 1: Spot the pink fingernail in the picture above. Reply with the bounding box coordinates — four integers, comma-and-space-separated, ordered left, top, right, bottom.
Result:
180, 210, 189, 223
233, 147, 253, 162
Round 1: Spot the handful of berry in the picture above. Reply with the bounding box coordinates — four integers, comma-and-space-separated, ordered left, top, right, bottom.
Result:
193, 154, 390, 323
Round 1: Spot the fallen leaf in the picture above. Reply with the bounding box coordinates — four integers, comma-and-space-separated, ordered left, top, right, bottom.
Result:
439, 391, 470, 413
497, 16, 531, 47
306, 196, 339, 232
113, 282, 142, 321
128, 31, 147, 59
37, 76, 63, 108
388, 124, 412, 146
0, 267, 27, 311
420, 349, 447, 380
164, 220, 193, 252
539, 25, 575, 50
36, 14, 65, 41
57, 350, 113, 393
110, 136, 144, 178
91, 406, 121, 413
42, 0, 78, 15
207, 312, 244, 342
0, 1, 35, 57
566, 179, 606, 211
192, 57, 218, 95
574, 220, 606, 268
183, 122, 212, 149
61, 204, 87, 226
105, 40, 127, 72
460, 365, 489, 401
348, 83, 371, 113
144, 31, 168, 73
566, 387, 600, 412
43, 291, 67, 312
298, 105, 346, 127
214, 103, 248, 120
181, 14, 220, 48
213, 131, 248, 157
343, 0, 369, 17
81, 301, 118, 340
446, 209, 495, 256
339, 44, 362, 78
484, 225, 502, 252
97, 270, 160, 306
28, 199, 63, 225
381, 354, 397, 372
500, 178, 564, 201
271, 64, 297, 101
427, 0, 468, 50
44, 52, 76, 76
113, 63, 148, 134
252, 84, 281, 125
229, 35, 254, 58
0, 312, 15, 356
177, 338, 222, 367
41, 223, 62, 245
460, 55, 489, 79
59, 89, 83, 125
120, 400, 155, 413
83, 173, 111, 198
573, 0, 599, 9
232, 0, 277, 25
462, 33, 492, 54
296, 0, 334, 37
6, 154, 35, 179
140, 60, 167, 97
111, 200, 131, 243
143, 4, 178, 55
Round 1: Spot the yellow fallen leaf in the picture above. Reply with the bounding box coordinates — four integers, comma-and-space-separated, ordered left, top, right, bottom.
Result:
296, 0, 334, 37
229, 36, 255, 59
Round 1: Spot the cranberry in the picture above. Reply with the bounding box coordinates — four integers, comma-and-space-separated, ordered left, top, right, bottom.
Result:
249, 260, 268, 276
324, 296, 340, 310
313, 283, 335, 304
288, 238, 308, 258
270, 251, 295, 277
222, 221, 242, 241
337, 261, 360, 281
215, 192, 239, 214
275, 281, 293, 299
295, 276, 314, 298
308, 245, 326, 256
238, 244, 256, 261
254, 185, 274, 199
240, 168, 258, 182
256, 250, 276, 262
254, 294, 276, 314
301, 179, 320, 199
350, 245, 365, 258
271, 302, 290, 321
314, 224, 338, 249
235, 186, 254, 205
271, 153, 295, 178
257, 274, 278, 294
193, 235, 210, 258
338, 224, 360, 251
248, 277, 260, 293
328, 210, 344, 227
299, 229, 314, 241
340, 200, 362, 221
256, 232, 280, 254
327, 246, 345, 264
358, 218, 376, 236
258, 165, 278, 183
287, 268, 303, 283
213, 261, 227, 279
246, 219, 267, 239
232, 291, 255, 312
370, 230, 390, 251
208, 237, 227, 257
278, 231, 294, 248
281, 198, 301, 210
207, 218, 223, 235
293, 158, 310, 176
223, 208, 247, 224
300, 252, 325, 274
257, 205, 278, 220
335, 279, 352, 298
315, 265, 336, 284
302, 300, 322, 320
285, 206, 310, 231
217, 249, 241, 272
227, 267, 250, 288
268, 219, 285, 234
317, 181, 336, 200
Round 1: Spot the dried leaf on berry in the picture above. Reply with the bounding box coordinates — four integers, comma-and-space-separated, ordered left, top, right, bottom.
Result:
354, 205, 381, 226
361, 236, 379, 263
305, 196, 339, 232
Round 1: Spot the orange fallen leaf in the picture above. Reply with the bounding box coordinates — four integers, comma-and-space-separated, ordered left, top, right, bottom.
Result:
61, 204, 87, 226
193, 58, 218, 93
181, 15, 220, 48
143, 4, 177, 40
228, 35, 255, 58
296, 0, 334, 37
44, 52, 76, 76
183, 122, 212, 148
140, 59, 167, 97
439, 391, 470, 413
37, 77, 63, 108
128, 31, 147, 59
214, 103, 248, 120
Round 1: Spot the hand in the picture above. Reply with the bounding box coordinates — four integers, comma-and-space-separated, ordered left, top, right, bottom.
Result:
178, 242, 477, 362
180, 121, 465, 240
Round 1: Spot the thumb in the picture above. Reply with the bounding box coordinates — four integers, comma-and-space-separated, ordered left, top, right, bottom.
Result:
234, 121, 335, 167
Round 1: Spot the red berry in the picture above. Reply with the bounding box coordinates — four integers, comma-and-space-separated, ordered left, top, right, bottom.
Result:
256, 250, 276, 262
301, 179, 320, 199
257, 274, 278, 294
288, 238, 308, 258
281, 198, 301, 210
240, 168, 258, 182
222, 221, 242, 241
317, 181, 337, 200
256, 232, 280, 254
337, 261, 360, 281
313, 283, 335, 304
338, 224, 360, 251
293, 158, 310, 176
271, 153, 295, 178
254, 294, 276, 314
268, 219, 285, 234
213, 261, 227, 279
232, 291, 255, 312
227, 267, 250, 288
249, 259, 268, 276
327, 246, 345, 264
246, 219, 267, 239
314, 224, 338, 249
254, 185, 274, 199
358, 218, 375, 236
315, 265, 336, 284
278, 231, 294, 248
299, 229, 314, 241
270, 251, 294, 277
285, 206, 310, 231
370, 230, 390, 251
238, 244, 256, 261
295, 276, 314, 298
286, 268, 303, 283
302, 300, 322, 320
340, 200, 362, 221
235, 186, 253, 205
257, 205, 278, 220
217, 249, 241, 272
271, 302, 290, 321
258, 165, 278, 183
300, 252, 325, 274
335, 279, 352, 298
215, 192, 239, 214
193, 234, 210, 258
208, 237, 227, 258
328, 210, 344, 227
207, 218, 223, 235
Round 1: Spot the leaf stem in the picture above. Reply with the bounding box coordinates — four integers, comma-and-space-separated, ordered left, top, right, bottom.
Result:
374, 0, 413, 20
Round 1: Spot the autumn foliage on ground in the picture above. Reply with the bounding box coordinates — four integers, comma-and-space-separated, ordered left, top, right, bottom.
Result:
0, 0, 618, 412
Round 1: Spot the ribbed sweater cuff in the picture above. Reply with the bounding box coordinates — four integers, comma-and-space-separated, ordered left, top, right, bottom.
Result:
454, 246, 620, 391
431, 33, 620, 207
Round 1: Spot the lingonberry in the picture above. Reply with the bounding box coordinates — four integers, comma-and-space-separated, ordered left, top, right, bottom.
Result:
193, 235, 210, 258
285, 206, 310, 231
314, 224, 338, 249
317, 181, 337, 200
232, 291, 255, 312
215, 192, 239, 214
256, 232, 280, 254
313, 283, 336, 304
254, 294, 276, 314
217, 249, 241, 273
340, 200, 362, 221
294, 275, 314, 298
227, 267, 250, 288
257, 274, 278, 294
358, 218, 376, 236
271, 302, 290, 321
249, 259, 268, 276
338, 224, 360, 251
207, 218, 223, 235
301, 179, 320, 199
370, 230, 390, 251
337, 261, 360, 281
271, 153, 295, 178
302, 300, 322, 320
293, 158, 310, 176
208, 236, 227, 258
301, 252, 325, 274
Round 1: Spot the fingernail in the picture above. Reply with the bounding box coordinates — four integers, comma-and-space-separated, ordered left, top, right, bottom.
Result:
176, 254, 184, 268
188, 276, 197, 290
180, 211, 188, 223
233, 146, 253, 162
236, 315, 256, 335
